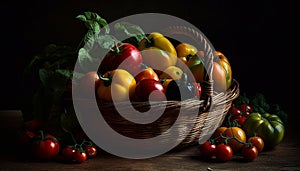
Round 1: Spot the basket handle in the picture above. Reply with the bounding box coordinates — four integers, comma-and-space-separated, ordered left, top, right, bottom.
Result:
162, 26, 214, 111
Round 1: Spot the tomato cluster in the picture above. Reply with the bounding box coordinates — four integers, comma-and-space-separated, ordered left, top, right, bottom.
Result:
225, 103, 253, 127
61, 140, 98, 163
16, 119, 98, 164
199, 126, 264, 162
76, 31, 233, 103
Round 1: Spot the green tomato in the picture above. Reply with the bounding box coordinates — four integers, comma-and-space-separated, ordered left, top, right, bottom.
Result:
243, 112, 285, 149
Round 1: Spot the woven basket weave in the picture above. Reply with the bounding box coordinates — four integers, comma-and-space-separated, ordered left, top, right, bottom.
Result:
75, 26, 240, 149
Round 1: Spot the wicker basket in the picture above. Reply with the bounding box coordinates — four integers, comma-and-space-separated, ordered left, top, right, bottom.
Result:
73, 26, 240, 150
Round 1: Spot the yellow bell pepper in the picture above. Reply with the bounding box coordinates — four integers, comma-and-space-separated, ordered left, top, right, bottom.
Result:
139, 32, 177, 70
97, 69, 136, 102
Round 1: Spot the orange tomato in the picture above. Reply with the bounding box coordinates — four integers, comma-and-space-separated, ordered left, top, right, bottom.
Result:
223, 127, 247, 151
248, 136, 264, 152
211, 126, 227, 139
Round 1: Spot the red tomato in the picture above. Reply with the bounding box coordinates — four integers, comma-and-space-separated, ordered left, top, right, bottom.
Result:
135, 79, 166, 101
230, 115, 247, 127
73, 150, 87, 163
239, 103, 253, 113
241, 145, 258, 161
199, 141, 216, 159
62, 146, 75, 162
99, 43, 143, 76
24, 119, 46, 133
84, 145, 98, 159
229, 107, 241, 115
215, 144, 233, 162
31, 131, 60, 160
79, 71, 100, 97
16, 130, 36, 146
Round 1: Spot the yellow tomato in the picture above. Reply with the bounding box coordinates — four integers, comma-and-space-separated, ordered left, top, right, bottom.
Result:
97, 69, 136, 102
159, 66, 183, 80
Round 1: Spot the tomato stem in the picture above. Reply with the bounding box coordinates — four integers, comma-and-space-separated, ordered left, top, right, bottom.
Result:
229, 127, 251, 146
99, 73, 112, 87
145, 37, 153, 48
39, 130, 45, 140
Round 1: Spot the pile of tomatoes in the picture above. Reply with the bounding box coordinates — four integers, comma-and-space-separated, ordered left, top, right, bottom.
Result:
77, 32, 233, 102
16, 120, 98, 163
199, 125, 264, 162
199, 101, 286, 162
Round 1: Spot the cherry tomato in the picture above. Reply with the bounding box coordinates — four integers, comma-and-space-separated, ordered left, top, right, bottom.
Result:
78, 71, 100, 97
31, 131, 60, 160
222, 127, 247, 151
16, 130, 36, 146
62, 146, 75, 162
239, 103, 253, 113
248, 136, 264, 152
84, 145, 98, 159
135, 79, 166, 101
215, 144, 233, 162
16, 130, 36, 158
24, 119, 46, 133
73, 150, 87, 163
199, 141, 216, 159
229, 107, 241, 115
241, 145, 258, 161
230, 115, 247, 127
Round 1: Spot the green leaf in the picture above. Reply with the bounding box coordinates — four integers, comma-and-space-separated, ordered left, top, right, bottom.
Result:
76, 11, 110, 35
38, 69, 72, 93
114, 21, 147, 43
269, 104, 288, 126
60, 106, 80, 133
95, 34, 120, 50
250, 93, 270, 113
233, 93, 250, 107
78, 48, 93, 69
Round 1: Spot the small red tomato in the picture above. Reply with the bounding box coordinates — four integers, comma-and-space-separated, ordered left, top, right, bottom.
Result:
73, 150, 87, 163
241, 145, 258, 161
84, 145, 98, 159
24, 119, 46, 133
16, 130, 36, 146
231, 115, 247, 127
62, 146, 75, 162
215, 144, 233, 162
135, 79, 166, 101
239, 104, 253, 113
229, 107, 241, 115
199, 141, 216, 159
31, 131, 60, 160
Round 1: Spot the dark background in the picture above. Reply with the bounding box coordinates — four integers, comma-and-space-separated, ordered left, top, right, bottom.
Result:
1, 0, 298, 119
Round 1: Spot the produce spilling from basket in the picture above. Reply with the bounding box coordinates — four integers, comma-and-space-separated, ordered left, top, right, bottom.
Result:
19, 12, 288, 163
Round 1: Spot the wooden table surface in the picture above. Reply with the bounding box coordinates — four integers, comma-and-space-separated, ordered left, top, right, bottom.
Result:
0, 110, 299, 171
